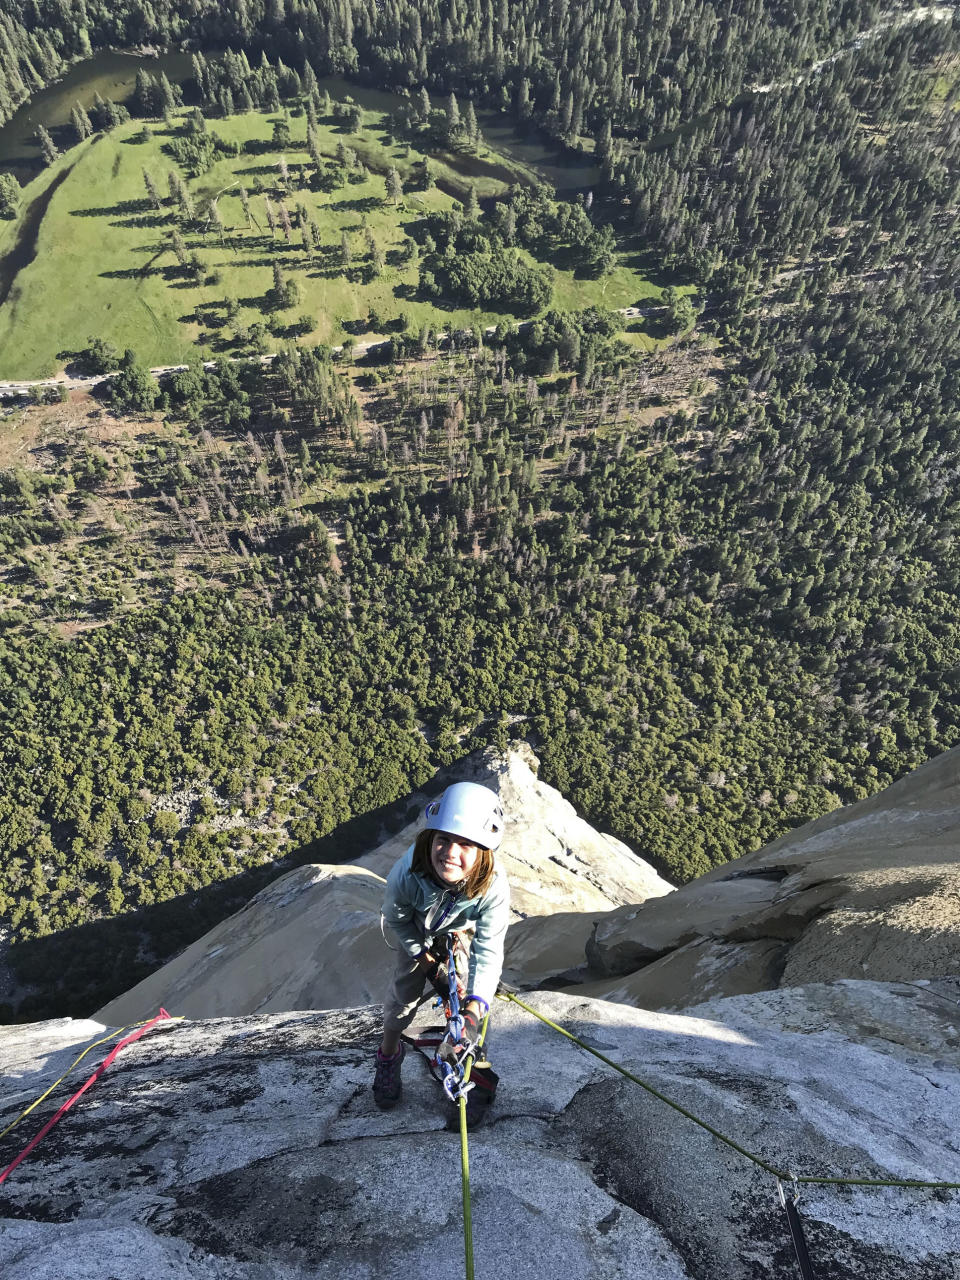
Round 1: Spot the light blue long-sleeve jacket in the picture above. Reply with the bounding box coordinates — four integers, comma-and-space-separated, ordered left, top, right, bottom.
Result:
381, 844, 511, 1009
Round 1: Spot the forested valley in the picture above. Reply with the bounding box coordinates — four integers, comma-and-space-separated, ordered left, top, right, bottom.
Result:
2, 0, 960, 1017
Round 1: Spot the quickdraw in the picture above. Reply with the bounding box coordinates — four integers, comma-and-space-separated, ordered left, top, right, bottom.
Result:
432, 934, 475, 1103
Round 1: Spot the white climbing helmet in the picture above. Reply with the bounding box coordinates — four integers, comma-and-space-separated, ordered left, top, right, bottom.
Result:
423, 782, 505, 851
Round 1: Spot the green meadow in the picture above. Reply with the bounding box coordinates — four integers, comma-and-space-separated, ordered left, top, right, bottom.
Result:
0, 101, 663, 378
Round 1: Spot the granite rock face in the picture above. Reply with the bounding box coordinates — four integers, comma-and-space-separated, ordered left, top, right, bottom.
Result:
3, 983, 959, 1279
96, 746, 671, 1024
585, 744, 960, 1008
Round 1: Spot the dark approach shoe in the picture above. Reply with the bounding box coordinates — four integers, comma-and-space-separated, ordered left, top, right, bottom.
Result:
445, 1064, 498, 1131
445, 1088, 489, 1132
372, 1043, 406, 1109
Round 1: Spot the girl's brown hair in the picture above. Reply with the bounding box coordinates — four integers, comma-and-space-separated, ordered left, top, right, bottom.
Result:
412, 829, 497, 899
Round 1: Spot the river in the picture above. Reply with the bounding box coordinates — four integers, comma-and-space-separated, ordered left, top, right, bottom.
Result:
0, 54, 598, 194
0, 52, 193, 182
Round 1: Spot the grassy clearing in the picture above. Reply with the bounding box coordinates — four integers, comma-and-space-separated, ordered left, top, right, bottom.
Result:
927, 55, 960, 109
0, 101, 666, 378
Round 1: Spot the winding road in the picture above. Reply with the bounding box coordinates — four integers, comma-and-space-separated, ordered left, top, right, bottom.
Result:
0, 307, 661, 400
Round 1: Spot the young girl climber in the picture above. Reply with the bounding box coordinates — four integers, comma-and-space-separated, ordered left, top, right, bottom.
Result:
373, 781, 510, 1126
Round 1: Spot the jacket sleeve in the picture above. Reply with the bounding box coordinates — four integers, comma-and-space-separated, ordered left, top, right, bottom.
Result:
382, 853, 425, 958
466, 872, 511, 1009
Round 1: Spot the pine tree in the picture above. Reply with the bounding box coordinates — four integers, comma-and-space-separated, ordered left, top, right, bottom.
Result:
386, 167, 403, 206
464, 100, 479, 149
191, 52, 209, 101
446, 92, 460, 138
170, 227, 188, 266
0, 173, 21, 218
143, 170, 161, 209
208, 198, 225, 246
134, 68, 155, 116
158, 72, 177, 113
308, 128, 323, 172
71, 102, 92, 142
36, 124, 59, 166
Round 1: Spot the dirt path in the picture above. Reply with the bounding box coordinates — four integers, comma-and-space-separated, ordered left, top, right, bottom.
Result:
0, 307, 672, 400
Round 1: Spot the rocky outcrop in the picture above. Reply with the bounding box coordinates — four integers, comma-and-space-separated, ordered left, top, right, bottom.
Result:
96, 746, 671, 1024
3, 982, 959, 1279
353, 744, 673, 916
585, 744, 960, 1009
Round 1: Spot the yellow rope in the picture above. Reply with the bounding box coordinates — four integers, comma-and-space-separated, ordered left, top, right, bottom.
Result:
1, 1016, 184, 1143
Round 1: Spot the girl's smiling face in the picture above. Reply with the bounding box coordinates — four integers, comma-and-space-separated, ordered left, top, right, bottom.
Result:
430, 831, 480, 885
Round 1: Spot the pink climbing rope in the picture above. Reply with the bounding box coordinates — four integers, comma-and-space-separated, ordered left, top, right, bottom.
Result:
0, 1009, 174, 1185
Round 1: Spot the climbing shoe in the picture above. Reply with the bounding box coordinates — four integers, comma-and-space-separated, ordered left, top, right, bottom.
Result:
372, 1043, 406, 1109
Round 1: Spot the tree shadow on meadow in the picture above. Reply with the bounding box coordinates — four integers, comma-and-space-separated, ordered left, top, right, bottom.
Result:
70, 197, 154, 218
326, 194, 383, 215
109, 212, 173, 230
99, 265, 168, 280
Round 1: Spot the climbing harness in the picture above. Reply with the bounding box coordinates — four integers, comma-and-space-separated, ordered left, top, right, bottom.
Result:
500, 991, 960, 1280
0, 1009, 180, 1186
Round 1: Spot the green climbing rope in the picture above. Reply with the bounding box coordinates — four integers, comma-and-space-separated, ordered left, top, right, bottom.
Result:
500, 991, 960, 1192
460, 1060, 475, 1280
458, 1010, 489, 1280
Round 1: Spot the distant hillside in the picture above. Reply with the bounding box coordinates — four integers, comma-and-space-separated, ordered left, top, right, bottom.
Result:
3, 2, 960, 1026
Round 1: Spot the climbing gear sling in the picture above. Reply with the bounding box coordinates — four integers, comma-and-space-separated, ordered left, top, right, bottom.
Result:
433, 934, 479, 1103
778, 1178, 817, 1280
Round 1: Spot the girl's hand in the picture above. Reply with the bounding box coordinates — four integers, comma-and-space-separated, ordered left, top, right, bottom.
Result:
459, 1008, 482, 1055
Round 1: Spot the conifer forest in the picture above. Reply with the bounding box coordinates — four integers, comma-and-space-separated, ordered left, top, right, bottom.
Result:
2, 0, 960, 1015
